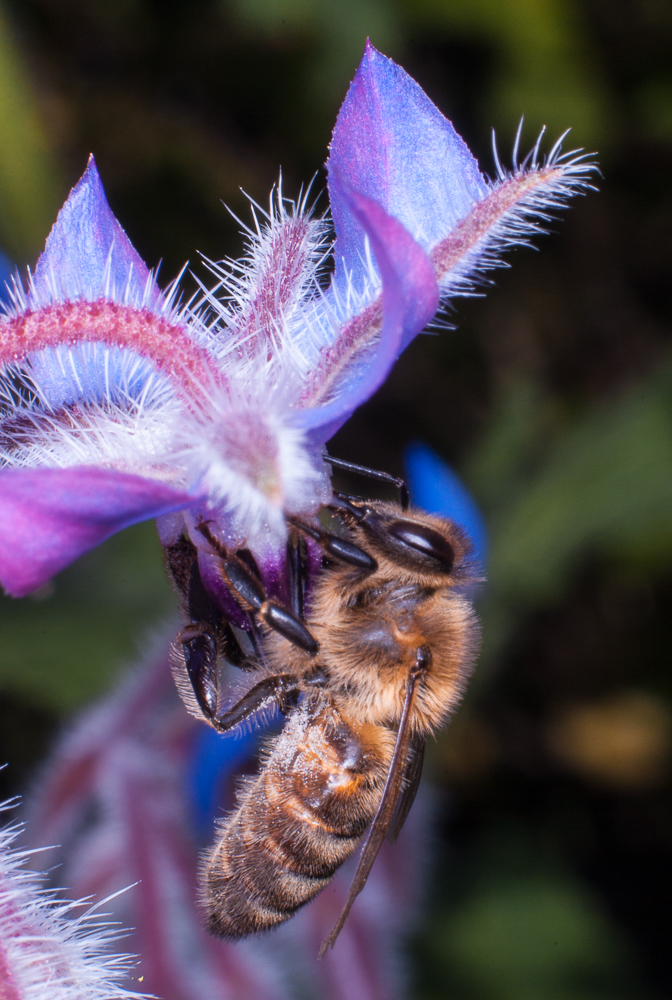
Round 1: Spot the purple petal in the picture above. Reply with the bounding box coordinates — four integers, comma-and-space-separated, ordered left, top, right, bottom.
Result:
31, 155, 153, 307
196, 548, 250, 630
0, 467, 199, 597
295, 178, 438, 444
327, 41, 488, 286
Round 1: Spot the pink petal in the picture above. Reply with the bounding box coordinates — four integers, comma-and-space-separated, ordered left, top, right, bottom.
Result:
0, 466, 199, 597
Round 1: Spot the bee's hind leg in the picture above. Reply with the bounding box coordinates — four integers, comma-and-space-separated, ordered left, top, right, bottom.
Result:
175, 548, 246, 724
212, 673, 302, 733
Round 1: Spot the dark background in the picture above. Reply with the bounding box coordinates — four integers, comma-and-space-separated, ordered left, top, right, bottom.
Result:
0, 0, 671, 997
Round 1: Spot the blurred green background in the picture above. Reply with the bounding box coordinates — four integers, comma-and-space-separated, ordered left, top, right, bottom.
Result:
0, 0, 671, 996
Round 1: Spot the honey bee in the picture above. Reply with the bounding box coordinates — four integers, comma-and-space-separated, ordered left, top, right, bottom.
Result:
164, 461, 480, 955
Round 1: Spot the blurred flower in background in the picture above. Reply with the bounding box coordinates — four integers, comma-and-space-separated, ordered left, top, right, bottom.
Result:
0, 0, 671, 997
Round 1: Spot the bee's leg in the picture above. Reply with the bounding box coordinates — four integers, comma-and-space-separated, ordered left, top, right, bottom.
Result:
327, 494, 368, 520
177, 558, 247, 722
178, 625, 219, 720
286, 516, 377, 572
324, 455, 409, 510
197, 522, 319, 655
287, 532, 308, 619
245, 611, 269, 668
212, 673, 301, 734
164, 537, 227, 720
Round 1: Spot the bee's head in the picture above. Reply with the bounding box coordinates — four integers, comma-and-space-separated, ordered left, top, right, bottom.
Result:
348, 502, 476, 585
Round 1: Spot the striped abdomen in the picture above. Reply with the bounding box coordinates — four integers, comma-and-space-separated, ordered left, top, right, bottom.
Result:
202, 696, 391, 937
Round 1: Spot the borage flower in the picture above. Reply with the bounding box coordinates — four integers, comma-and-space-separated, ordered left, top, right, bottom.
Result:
0, 42, 593, 605
0, 803, 149, 1000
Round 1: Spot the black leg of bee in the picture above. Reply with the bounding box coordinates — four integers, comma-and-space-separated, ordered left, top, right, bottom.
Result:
220, 621, 246, 667
187, 557, 220, 627
324, 455, 409, 511
245, 612, 269, 668
197, 521, 319, 655
179, 626, 219, 719
328, 493, 374, 521
176, 559, 224, 720
212, 673, 301, 734
258, 602, 319, 654
287, 534, 307, 620
169, 537, 247, 720
286, 515, 377, 571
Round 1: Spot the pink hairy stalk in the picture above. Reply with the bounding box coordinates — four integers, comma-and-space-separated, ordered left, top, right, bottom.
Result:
302, 298, 383, 407
0, 299, 223, 401
229, 213, 316, 361
430, 165, 566, 275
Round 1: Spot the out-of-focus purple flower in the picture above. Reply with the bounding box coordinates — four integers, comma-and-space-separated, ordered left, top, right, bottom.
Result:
23, 643, 427, 1000
0, 803, 149, 1000
0, 43, 593, 612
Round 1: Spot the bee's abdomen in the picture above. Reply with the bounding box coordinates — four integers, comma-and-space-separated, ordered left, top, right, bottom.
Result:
202, 698, 389, 938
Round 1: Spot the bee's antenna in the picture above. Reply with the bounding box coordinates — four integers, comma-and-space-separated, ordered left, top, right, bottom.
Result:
324, 455, 409, 510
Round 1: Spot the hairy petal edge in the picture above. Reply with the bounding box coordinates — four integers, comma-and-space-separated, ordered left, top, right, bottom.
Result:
295, 177, 438, 444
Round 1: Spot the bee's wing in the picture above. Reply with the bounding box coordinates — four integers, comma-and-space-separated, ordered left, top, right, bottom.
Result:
386, 732, 425, 844
318, 658, 424, 957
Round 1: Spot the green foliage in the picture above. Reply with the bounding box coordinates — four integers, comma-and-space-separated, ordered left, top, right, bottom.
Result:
467, 357, 672, 670
227, 0, 401, 105
421, 859, 634, 1000
225, 0, 611, 150
406, 0, 612, 149
0, 4, 61, 260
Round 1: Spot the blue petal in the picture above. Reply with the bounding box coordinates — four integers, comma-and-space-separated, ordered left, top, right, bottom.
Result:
26, 157, 159, 408
187, 724, 266, 836
295, 178, 438, 445
328, 41, 488, 288
32, 155, 152, 307
0, 249, 14, 307
405, 442, 487, 568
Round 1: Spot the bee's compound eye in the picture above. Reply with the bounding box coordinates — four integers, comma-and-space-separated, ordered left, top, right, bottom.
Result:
387, 520, 455, 570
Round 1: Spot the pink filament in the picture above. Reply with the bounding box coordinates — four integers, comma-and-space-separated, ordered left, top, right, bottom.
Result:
302, 297, 383, 406
431, 166, 564, 278
0, 299, 223, 400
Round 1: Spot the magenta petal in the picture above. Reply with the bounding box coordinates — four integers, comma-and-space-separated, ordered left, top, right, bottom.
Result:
328, 41, 488, 286
196, 548, 250, 630
31, 155, 153, 307
0, 467, 199, 597
296, 178, 438, 444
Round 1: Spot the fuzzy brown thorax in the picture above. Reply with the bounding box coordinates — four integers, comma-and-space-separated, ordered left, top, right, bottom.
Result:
266, 502, 480, 732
